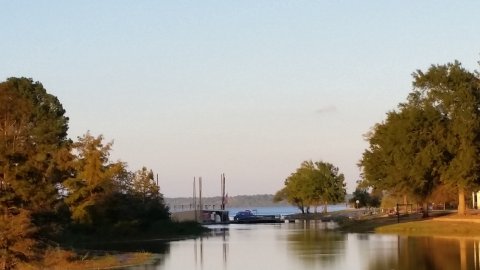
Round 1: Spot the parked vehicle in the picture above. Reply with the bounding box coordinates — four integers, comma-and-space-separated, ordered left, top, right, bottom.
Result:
233, 210, 256, 221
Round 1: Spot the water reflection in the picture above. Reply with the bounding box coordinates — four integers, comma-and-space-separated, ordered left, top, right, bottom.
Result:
115, 222, 480, 270
287, 221, 346, 268
193, 226, 230, 269
365, 236, 480, 270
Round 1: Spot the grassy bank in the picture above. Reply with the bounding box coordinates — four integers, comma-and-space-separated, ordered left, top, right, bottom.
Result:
376, 214, 480, 237
337, 214, 422, 233
331, 209, 480, 237
25, 249, 154, 270
335, 210, 451, 233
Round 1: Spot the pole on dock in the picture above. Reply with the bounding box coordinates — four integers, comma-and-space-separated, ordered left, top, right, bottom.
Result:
198, 176, 203, 215
193, 177, 197, 222
199, 177, 203, 212
221, 173, 226, 210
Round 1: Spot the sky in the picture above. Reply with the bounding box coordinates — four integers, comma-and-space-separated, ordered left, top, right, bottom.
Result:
1, 1, 480, 197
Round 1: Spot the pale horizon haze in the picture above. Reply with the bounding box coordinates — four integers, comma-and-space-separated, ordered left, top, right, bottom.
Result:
2, 2, 480, 197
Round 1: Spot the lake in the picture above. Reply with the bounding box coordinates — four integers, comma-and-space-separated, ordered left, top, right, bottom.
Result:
226, 204, 347, 218
124, 221, 480, 270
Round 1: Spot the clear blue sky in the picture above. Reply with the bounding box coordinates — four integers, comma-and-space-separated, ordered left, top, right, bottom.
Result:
1, 1, 479, 197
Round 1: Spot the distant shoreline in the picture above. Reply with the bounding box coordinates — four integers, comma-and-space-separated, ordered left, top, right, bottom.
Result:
166, 194, 291, 208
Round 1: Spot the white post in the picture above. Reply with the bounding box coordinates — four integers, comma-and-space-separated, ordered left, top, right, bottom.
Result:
473, 192, 475, 209
476, 192, 480, 209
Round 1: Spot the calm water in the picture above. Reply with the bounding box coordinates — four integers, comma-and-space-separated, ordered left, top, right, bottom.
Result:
122, 221, 480, 270
227, 204, 347, 218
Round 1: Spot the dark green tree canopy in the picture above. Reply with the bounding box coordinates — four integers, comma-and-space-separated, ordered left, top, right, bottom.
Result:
0, 77, 70, 268
0, 77, 70, 211
359, 61, 480, 215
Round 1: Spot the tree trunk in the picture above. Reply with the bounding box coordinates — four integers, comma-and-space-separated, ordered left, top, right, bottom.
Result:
323, 201, 328, 213
458, 186, 466, 215
422, 202, 429, 218
297, 204, 305, 214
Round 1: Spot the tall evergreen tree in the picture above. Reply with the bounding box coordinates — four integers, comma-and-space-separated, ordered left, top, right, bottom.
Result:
0, 77, 69, 268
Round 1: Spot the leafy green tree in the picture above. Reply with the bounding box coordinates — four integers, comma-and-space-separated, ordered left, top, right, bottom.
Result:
412, 61, 480, 215
350, 188, 370, 208
349, 187, 381, 208
360, 103, 445, 216
275, 161, 346, 214
313, 161, 346, 212
360, 61, 480, 215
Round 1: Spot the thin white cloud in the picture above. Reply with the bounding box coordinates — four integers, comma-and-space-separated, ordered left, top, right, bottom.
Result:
315, 105, 337, 114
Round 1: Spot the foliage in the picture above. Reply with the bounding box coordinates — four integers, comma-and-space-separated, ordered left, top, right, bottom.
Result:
0, 77, 175, 268
359, 61, 480, 215
0, 78, 69, 212
349, 187, 381, 208
63, 132, 124, 224
359, 103, 444, 216
0, 78, 70, 268
132, 167, 160, 201
276, 161, 346, 213
63, 133, 169, 234
0, 209, 37, 269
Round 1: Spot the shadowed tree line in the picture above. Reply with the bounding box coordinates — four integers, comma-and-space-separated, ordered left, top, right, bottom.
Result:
0, 78, 176, 269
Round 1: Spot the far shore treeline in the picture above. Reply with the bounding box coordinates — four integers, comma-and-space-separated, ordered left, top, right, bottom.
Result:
0, 78, 203, 269
166, 194, 291, 209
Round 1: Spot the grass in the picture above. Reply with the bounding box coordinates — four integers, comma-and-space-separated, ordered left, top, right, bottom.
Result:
335, 210, 451, 233
18, 249, 154, 270
376, 214, 480, 237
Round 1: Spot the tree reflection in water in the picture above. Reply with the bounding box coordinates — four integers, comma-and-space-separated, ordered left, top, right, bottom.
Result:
286, 221, 480, 270
287, 220, 346, 268
366, 236, 480, 270
122, 223, 480, 270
